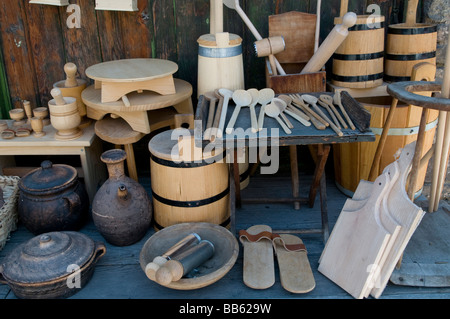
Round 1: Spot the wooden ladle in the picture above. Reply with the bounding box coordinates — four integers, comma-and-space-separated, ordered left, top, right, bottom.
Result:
226, 89, 252, 134
277, 95, 311, 127
265, 100, 291, 134
272, 98, 293, 129
247, 88, 260, 133
257, 88, 275, 131
217, 88, 234, 138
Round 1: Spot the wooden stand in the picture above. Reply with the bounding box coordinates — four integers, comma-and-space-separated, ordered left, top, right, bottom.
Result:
82, 78, 194, 134
85, 58, 178, 103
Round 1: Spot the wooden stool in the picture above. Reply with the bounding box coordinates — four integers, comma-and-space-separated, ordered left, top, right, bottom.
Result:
95, 116, 144, 181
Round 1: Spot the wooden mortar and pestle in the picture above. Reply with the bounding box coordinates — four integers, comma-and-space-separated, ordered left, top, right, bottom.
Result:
53, 62, 90, 128
48, 88, 83, 140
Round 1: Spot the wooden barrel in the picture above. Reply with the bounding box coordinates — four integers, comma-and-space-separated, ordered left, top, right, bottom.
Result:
197, 33, 245, 97
149, 130, 230, 231
333, 96, 439, 197
384, 23, 437, 82
332, 15, 385, 89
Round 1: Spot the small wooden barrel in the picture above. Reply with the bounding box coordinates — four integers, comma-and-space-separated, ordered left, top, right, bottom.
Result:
332, 15, 385, 89
384, 23, 437, 82
197, 33, 244, 97
333, 96, 439, 197
149, 130, 230, 231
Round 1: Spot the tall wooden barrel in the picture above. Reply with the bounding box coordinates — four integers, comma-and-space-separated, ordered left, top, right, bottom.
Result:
149, 130, 230, 231
333, 96, 439, 197
197, 33, 245, 97
384, 23, 437, 82
332, 15, 385, 89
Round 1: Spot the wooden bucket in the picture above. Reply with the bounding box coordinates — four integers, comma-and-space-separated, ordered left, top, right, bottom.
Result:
384, 23, 437, 82
332, 15, 385, 89
148, 130, 230, 231
197, 32, 244, 97
333, 96, 439, 197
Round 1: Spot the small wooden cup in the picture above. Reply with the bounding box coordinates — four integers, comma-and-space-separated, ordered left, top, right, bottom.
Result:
33, 107, 50, 126
31, 117, 45, 137
9, 109, 26, 126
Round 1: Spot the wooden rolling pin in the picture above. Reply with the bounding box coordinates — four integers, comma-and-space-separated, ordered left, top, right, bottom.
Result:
145, 233, 201, 281
301, 12, 357, 74
155, 240, 215, 286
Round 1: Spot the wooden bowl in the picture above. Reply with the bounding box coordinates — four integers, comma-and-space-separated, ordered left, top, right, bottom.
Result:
139, 222, 239, 290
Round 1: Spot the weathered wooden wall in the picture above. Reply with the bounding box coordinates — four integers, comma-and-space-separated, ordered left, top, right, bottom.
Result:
0, 0, 419, 117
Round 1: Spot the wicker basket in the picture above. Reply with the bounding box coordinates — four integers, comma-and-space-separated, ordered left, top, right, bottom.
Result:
0, 175, 20, 250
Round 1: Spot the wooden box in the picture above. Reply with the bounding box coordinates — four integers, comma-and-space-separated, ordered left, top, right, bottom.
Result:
29, 0, 69, 5
95, 0, 138, 12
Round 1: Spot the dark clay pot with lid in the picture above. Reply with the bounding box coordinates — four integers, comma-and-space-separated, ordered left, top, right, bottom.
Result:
92, 149, 152, 246
18, 160, 89, 235
0, 231, 106, 299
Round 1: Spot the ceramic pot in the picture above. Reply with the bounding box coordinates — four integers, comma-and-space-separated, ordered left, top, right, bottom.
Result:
92, 149, 152, 246
18, 160, 89, 235
0, 231, 106, 299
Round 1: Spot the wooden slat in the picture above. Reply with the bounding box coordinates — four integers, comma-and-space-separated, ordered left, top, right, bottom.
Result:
59, 0, 102, 82
151, 0, 177, 61
96, 9, 126, 61
24, 1, 66, 108
0, 1, 39, 109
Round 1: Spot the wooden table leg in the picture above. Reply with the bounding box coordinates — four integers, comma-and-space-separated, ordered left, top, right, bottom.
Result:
229, 161, 236, 234
233, 148, 241, 208
309, 144, 330, 208
289, 145, 300, 210
319, 169, 329, 243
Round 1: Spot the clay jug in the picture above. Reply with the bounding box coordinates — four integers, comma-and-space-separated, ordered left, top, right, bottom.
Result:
92, 149, 152, 246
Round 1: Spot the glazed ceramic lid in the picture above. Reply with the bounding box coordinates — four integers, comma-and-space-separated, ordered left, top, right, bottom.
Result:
0, 231, 95, 284
19, 160, 78, 195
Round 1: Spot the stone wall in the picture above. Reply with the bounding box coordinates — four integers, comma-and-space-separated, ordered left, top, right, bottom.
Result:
424, 0, 450, 80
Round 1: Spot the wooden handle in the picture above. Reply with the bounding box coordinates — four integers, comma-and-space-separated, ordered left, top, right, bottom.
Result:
249, 105, 258, 133
217, 96, 230, 138
280, 112, 294, 129
258, 104, 267, 131
405, 0, 419, 26
50, 88, 66, 105
335, 95, 356, 130
318, 100, 341, 129
155, 260, 184, 285
285, 109, 311, 127
64, 63, 78, 88
145, 256, 169, 281
275, 116, 291, 134
226, 105, 241, 134
301, 12, 357, 74
340, 0, 349, 17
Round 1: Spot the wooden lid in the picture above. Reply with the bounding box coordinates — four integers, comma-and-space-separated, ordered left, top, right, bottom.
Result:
197, 33, 242, 47
148, 129, 222, 162
85, 58, 178, 82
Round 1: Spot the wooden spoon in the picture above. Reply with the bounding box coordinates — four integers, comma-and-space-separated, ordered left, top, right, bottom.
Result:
247, 88, 260, 133
272, 98, 293, 129
226, 90, 252, 134
257, 88, 275, 131
217, 88, 234, 138
278, 95, 310, 121
265, 100, 291, 134
317, 99, 341, 129
289, 94, 327, 129
319, 94, 347, 128
333, 92, 356, 130
302, 94, 343, 136
204, 91, 218, 139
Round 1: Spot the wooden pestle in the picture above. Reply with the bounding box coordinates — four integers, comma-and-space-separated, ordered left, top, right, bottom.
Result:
64, 62, 79, 88
145, 233, 201, 281
155, 240, 215, 286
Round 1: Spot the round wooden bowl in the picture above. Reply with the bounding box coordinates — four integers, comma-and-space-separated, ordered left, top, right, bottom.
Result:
139, 222, 239, 290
